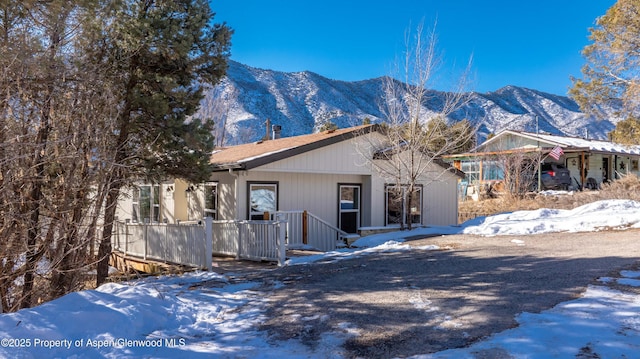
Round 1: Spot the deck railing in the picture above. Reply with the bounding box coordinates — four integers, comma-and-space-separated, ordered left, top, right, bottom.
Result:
113, 220, 211, 270
276, 210, 357, 251
112, 211, 347, 270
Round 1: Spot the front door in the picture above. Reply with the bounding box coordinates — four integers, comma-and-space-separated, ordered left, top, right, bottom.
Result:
602, 157, 610, 183
339, 184, 360, 234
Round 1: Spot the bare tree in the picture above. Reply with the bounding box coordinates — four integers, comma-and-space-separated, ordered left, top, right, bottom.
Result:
489, 149, 542, 197
359, 21, 474, 230
0, 0, 119, 310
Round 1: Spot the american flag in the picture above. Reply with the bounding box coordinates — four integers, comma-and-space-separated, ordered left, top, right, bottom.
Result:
548, 146, 564, 160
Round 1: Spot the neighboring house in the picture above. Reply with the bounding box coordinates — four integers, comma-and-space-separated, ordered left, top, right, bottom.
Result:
116, 124, 463, 232
445, 130, 640, 195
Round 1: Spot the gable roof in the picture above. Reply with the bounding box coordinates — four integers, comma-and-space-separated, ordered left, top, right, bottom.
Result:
466, 130, 640, 156
210, 124, 465, 178
209, 125, 376, 171
531, 132, 640, 155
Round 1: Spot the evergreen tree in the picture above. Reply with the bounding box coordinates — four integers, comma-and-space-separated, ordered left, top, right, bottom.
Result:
424, 118, 474, 155
318, 121, 338, 132
570, 0, 640, 143
91, 0, 232, 285
0, 0, 232, 306
608, 117, 640, 145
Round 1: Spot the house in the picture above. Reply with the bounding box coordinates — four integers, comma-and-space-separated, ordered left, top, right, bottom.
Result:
445, 130, 640, 196
116, 125, 463, 237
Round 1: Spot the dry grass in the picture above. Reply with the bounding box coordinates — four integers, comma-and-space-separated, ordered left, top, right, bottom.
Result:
459, 174, 640, 220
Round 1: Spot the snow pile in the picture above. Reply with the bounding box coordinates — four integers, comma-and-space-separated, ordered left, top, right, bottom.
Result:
421, 269, 640, 359
463, 199, 640, 236
0, 272, 275, 358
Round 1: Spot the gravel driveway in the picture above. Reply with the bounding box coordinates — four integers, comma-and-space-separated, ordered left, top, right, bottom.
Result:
230, 229, 640, 358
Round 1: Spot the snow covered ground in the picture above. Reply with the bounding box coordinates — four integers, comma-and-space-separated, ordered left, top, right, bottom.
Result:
1, 199, 640, 358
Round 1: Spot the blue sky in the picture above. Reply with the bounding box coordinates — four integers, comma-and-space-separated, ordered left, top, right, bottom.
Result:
212, 1, 615, 96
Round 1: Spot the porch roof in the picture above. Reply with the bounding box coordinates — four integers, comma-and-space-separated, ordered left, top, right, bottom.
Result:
445, 130, 640, 160
530, 132, 640, 155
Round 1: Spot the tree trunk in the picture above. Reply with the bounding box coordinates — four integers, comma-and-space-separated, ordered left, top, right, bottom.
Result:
96, 123, 130, 286
20, 122, 49, 309
96, 179, 121, 286
50, 188, 86, 299
406, 187, 413, 231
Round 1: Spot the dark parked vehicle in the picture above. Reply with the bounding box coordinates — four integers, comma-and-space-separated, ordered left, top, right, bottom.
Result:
539, 163, 571, 190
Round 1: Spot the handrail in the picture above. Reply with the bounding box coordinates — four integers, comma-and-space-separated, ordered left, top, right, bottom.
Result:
276, 210, 358, 251
305, 211, 351, 238
277, 210, 347, 233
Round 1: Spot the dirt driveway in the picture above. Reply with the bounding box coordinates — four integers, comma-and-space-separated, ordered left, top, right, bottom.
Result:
229, 229, 640, 358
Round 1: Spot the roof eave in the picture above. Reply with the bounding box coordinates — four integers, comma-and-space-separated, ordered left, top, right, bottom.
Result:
211, 163, 245, 172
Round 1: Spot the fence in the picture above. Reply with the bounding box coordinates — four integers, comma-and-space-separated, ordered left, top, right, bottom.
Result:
112, 210, 350, 269
113, 220, 212, 270
113, 217, 287, 269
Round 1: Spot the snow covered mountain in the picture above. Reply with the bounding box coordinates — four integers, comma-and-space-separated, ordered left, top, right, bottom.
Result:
198, 61, 620, 145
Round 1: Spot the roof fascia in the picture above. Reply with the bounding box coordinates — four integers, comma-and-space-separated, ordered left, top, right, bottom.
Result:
476, 130, 562, 152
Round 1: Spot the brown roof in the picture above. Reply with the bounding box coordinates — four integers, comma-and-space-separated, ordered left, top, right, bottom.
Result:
210, 125, 376, 171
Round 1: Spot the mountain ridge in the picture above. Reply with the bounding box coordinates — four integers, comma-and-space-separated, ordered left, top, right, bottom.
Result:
197, 61, 619, 145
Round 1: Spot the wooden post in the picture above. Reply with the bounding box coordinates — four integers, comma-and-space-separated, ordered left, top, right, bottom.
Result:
205, 216, 213, 271
143, 220, 148, 260
581, 152, 586, 190
276, 213, 287, 267
302, 210, 308, 245
124, 222, 129, 256
235, 221, 241, 260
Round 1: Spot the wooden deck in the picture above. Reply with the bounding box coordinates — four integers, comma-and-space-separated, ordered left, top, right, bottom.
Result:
110, 249, 322, 275
109, 251, 193, 275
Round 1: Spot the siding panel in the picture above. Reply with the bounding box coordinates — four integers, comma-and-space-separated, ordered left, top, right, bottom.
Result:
256, 137, 374, 175
242, 171, 363, 227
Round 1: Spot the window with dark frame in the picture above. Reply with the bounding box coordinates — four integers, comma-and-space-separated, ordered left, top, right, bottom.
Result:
204, 182, 218, 219
249, 182, 278, 220
339, 184, 361, 234
385, 184, 422, 226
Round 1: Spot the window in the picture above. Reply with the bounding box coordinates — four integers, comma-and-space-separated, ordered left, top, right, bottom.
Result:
204, 182, 218, 219
152, 185, 160, 222
461, 161, 480, 184
385, 185, 422, 226
132, 184, 160, 223
339, 184, 361, 234
132, 187, 140, 223
482, 161, 504, 181
249, 182, 278, 220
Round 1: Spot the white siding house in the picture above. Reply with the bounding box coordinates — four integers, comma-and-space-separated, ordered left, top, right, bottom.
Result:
115, 125, 463, 237
206, 125, 463, 231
